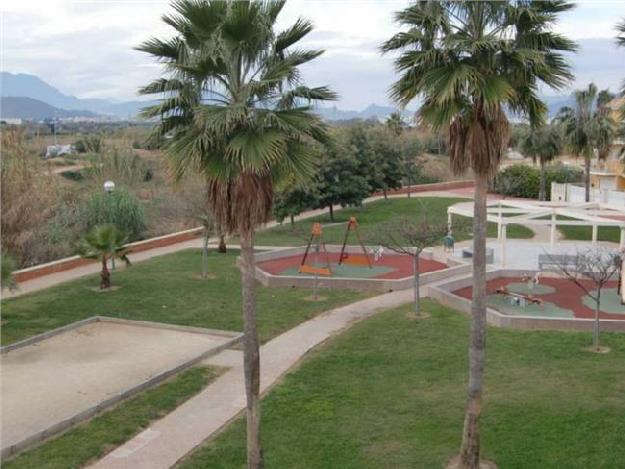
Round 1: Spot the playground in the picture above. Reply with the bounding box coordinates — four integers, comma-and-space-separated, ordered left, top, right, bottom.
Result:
453, 276, 623, 320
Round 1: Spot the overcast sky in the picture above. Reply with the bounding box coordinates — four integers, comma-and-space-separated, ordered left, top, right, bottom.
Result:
2, 0, 624, 110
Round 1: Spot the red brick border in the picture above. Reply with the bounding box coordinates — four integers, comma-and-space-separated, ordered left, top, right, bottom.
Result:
14, 228, 203, 283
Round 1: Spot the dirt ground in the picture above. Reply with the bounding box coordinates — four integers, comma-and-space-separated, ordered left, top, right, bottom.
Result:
1, 321, 234, 452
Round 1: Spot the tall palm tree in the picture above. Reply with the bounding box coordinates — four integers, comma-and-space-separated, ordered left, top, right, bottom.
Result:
76, 224, 131, 290
137, 2, 335, 467
383, 2, 575, 467
519, 124, 563, 200
556, 84, 616, 200
617, 19, 625, 120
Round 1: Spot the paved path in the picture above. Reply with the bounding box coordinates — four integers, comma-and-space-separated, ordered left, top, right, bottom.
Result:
6, 189, 474, 299
89, 289, 414, 469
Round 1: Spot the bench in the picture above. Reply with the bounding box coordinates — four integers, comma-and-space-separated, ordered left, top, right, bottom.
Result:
462, 247, 494, 264
538, 254, 578, 271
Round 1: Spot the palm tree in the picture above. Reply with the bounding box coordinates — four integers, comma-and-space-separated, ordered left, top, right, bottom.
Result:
386, 111, 405, 136
76, 224, 130, 290
137, 2, 335, 467
556, 84, 616, 199
616, 19, 625, 120
383, 2, 575, 467
519, 124, 563, 200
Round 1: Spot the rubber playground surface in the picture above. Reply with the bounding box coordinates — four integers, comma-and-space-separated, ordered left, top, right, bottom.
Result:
453, 277, 624, 319
256, 252, 447, 280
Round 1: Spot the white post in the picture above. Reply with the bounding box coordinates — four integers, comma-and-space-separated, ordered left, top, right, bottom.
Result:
497, 203, 502, 240
550, 213, 556, 252
620, 227, 625, 250
500, 224, 507, 267
592, 224, 598, 246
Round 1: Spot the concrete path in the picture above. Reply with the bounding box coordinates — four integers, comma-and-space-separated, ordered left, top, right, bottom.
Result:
89, 289, 413, 469
5, 189, 474, 299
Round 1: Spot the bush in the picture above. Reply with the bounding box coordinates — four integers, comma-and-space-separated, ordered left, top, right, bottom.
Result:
82, 189, 146, 241
492, 163, 584, 200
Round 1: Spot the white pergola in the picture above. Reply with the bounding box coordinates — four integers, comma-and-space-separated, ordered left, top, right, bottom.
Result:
448, 199, 625, 267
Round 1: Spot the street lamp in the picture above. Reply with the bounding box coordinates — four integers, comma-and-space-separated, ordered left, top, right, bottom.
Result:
104, 180, 116, 270
104, 180, 115, 194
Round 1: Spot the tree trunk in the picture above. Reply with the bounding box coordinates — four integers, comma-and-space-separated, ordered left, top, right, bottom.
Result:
100, 257, 111, 290
202, 233, 209, 279
584, 155, 591, 203
328, 204, 334, 222
383, 188, 388, 200
539, 158, 546, 202
413, 253, 420, 317
290, 214, 295, 229
458, 173, 489, 468
218, 234, 227, 253
593, 292, 601, 350
239, 229, 263, 469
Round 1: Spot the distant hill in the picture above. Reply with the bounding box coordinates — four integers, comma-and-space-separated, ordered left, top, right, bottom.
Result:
0, 96, 98, 120
1, 71, 577, 122
1, 72, 153, 119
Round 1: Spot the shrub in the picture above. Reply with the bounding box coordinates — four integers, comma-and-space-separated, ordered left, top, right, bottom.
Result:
492, 163, 584, 199
82, 189, 146, 241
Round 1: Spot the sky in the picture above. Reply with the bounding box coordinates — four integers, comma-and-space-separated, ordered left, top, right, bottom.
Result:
1, 0, 624, 110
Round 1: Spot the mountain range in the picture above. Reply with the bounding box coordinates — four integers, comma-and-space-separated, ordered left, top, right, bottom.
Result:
0, 71, 575, 122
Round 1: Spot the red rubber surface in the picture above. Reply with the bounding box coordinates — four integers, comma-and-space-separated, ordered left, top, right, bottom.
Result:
453, 277, 623, 320
257, 252, 447, 280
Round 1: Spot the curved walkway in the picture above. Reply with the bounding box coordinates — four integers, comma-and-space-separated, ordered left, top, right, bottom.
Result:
89, 289, 414, 469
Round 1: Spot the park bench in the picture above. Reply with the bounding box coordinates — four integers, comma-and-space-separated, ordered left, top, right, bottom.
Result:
462, 247, 494, 264
538, 253, 578, 271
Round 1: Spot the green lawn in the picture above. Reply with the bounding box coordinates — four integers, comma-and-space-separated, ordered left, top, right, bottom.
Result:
4, 366, 221, 469
250, 197, 534, 246
181, 300, 625, 469
1, 250, 368, 345
558, 225, 622, 243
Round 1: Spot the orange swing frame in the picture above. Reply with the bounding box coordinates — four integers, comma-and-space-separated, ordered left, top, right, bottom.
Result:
298, 222, 332, 276
338, 217, 372, 268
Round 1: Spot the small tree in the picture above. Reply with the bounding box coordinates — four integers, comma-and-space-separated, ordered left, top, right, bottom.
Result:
372, 216, 460, 317
196, 214, 215, 280
367, 127, 405, 200
76, 224, 131, 290
550, 247, 621, 351
273, 187, 318, 228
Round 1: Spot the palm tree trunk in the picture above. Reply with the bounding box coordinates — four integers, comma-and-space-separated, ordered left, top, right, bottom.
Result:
539, 158, 546, 201
458, 173, 488, 468
218, 234, 227, 253
584, 155, 591, 202
240, 229, 263, 469
202, 233, 209, 279
100, 257, 111, 290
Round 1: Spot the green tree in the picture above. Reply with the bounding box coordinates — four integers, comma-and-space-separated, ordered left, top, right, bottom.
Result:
76, 224, 131, 290
273, 186, 318, 228
556, 84, 616, 200
314, 143, 370, 221
137, 2, 335, 466
367, 126, 405, 199
386, 111, 405, 135
519, 124, 564, 200
383, 2, 575, 467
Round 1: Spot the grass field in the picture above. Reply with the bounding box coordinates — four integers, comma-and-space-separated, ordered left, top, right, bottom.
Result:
180, 300, 625, 469
3, 366, 221, 469
250, 197, 534, 246
1, 250, 368, 345
558, 225, 621, 243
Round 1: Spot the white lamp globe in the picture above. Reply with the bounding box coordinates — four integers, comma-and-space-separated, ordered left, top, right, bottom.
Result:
103, 180, 116, 193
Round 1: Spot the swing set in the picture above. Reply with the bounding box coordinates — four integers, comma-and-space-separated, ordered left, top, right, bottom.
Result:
298, 217, 372, 277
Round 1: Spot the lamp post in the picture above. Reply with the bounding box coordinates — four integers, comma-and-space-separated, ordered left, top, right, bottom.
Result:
104, 180, 116, 270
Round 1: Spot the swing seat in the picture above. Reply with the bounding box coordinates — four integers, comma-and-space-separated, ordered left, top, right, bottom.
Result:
340, 254, 372, 266
298, 265, 332, 276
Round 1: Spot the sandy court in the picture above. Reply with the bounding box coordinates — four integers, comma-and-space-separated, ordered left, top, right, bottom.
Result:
1, 320, 235, 454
